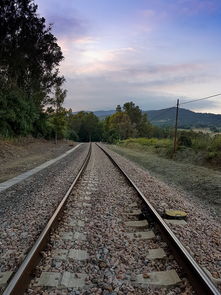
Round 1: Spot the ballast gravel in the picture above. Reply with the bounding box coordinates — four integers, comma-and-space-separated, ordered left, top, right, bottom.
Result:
0, 143, 88, 275
27, 143, 194, 295
102, 144, 221, 290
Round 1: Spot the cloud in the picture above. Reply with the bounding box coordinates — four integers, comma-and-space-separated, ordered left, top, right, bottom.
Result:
59, 46, 137, 76
74, 37, 98, 44
63, 59, 220, 111
35, 0, 221, 113
63, 75, 178, 111
36, 0, 87, 39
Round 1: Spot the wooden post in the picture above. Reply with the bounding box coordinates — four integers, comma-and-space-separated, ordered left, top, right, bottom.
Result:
173, 99, 179, 154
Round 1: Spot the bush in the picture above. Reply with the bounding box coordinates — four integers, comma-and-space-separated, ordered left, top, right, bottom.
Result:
206, 151, 218, 160
178, 135, 192, 147
209, 135, 221, 152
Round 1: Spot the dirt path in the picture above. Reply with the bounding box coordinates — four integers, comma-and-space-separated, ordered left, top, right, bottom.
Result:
0, 138, 76, 182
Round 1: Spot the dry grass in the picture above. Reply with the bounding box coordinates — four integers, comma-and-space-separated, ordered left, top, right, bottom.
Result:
0, 138, 75, 182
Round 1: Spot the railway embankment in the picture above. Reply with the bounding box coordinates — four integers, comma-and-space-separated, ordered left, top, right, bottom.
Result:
0, 138, 77, 183
109, 145, 221, 219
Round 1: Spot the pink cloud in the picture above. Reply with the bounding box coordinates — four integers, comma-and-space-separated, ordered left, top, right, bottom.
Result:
74, 37, 98, 44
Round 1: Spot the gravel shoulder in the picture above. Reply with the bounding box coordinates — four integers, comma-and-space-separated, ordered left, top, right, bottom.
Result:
0, 143, 89, 276
27, 143, 192, 295
109, 145, 221, 219
103, 144, 221, 287
0, 138, 77, 182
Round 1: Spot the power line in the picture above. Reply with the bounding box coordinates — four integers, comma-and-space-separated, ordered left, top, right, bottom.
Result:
180, 93, 221, 105
146, 92, 221, 136
147, 92, 221, 121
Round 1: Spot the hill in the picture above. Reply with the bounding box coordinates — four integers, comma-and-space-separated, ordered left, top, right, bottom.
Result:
145, 107, 221, 128
92, 108, 221, 128
93, 110, 115, 120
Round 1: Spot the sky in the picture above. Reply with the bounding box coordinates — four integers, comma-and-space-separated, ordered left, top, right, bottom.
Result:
36, 0, 221, 113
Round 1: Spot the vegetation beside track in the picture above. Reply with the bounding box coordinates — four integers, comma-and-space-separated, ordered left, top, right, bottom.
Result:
109, 144, 221, 217
116, 136, 221, 170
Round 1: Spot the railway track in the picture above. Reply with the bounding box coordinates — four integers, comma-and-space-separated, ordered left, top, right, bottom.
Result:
1, 143, 220, 295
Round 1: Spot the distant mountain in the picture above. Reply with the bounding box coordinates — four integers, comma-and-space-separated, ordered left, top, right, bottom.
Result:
93, 110, 115, 120
145, 107, 221, 128
92, 108, 221, 128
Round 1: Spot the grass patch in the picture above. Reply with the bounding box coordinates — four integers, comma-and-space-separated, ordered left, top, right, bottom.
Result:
119, 137, 172, 149
117, 137, 221, 169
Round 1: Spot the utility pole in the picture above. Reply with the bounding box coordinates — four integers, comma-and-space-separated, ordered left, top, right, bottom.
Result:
55, 100, 58, 145
173, 99, 180, 154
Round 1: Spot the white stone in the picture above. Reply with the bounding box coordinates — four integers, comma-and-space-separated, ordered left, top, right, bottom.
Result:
74, 232, 86, 241
35, 272, 61, 287
125, 220, 148, 228
61, 232, 73, 240
147, 248, 166, 259
52, 249, 68, 260
164, 219, 187, 225
0, 272, 13, 286
69, 220, 85, 227
69, 249, 89, 261
135, 270, 181, 287
127, 209, 142, 216
129, 202, 138, 208
61, 272, 86, 288
126, 231, 155, 240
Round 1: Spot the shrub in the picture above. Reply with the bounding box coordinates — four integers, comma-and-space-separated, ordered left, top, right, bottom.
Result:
178, 135, 192, 147
209, 135, 221, 152
206, 151, 218, 160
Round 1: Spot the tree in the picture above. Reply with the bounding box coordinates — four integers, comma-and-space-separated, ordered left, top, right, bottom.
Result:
67, 112, 102, 142
107, 112, 134, 140
123, 101, 151, 136
0, 0, 65, 136
116, 105, 122, 112
49, 86, 67, 143
123, 102, 142, 126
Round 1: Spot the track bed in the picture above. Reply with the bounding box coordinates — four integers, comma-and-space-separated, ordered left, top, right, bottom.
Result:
1, 143, 220, 295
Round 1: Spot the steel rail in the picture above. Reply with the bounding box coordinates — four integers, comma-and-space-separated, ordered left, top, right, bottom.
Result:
96, 143, 220, 295
3, 143, 92, 295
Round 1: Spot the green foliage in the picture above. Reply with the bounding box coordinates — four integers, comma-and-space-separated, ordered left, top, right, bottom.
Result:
67, 111, 102, 142
108, 112, 135, 139
0, 87, 38, 136
0, 0, 65, 138
104, 102, 154, 141
123, 102, 152, 137
117, 131, 221, 168
178, 135, 192, 147
206, 151, 218, 160
118, 137, 172, 150
116, 105, 122, 112
50, 108, 68, 140
210, 135, 221, 151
